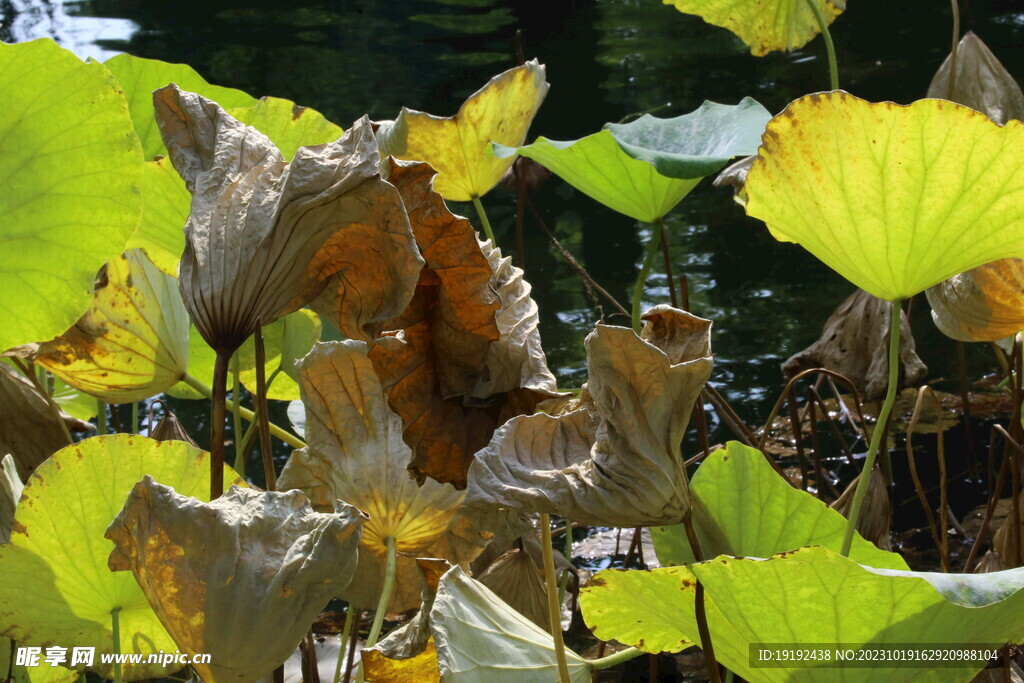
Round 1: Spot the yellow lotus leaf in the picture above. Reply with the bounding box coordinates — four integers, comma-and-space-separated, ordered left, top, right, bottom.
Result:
28, 249, 189, 403
744, 92, 1024, 302
155, 85, 422, 353
926, 259, 1024, 341
664, 0, 845, 56
105, 479, 364, 683
362, 639, 441, 683
376, 60, 548, 201
464, 306, 712, 527
277, 342, 491, 613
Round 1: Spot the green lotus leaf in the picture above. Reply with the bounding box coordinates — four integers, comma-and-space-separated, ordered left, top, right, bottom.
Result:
377, 60, 548, 201
0, 39, 142, 353
125, 158, 191, 275
430, 566, 591, 682
664, 0, 845, 56
582, 546, 1024, 681
651, 441, 908, 569
236, 309, 321, 402
493, 99, 769, 222
0, 434, 243, 680
227, 97, 344, 161
50, 376, 98, 422
744, 91, 1024, 302
0, 641, 79, 683
104, 53, 257, 160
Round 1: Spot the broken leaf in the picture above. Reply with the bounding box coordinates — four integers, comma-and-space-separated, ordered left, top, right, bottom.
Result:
155, 85, 422, 353
744, 91, 1024, 302
237, 309, 321, 401
464, 306, 711, 527
26, 250, 190, 404
782, 289, 927, 399
492, 99, 770, 223
927, 31, 1024, 126
277, 341, 490, 613
664, 0, 846, 56
377, 60, 548, 201
0, 39, 142, 353
106, 478, 364, 683
650, 441, 907, 569
0, 434, 243, 680
430, 567, 591, 682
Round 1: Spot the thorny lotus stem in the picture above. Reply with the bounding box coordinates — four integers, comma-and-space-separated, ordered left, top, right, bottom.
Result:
131, 401, 139, 435
182, 373, 306, 450
232, 353, 246, 477
111, 607, 123, 683
683, 513, 722, 683
366, 535, 397, 649
96, 399, 108, 436
586, 646, 644, 670
540, 513, 573, 683
254, 325, 277, 491
471, 195, 497, 244
210, 351, 231, 499
802, 0, 839, 90
333, 606, 355, 683
840, 300, 902, 556
632, 218, 664, 333
949, 0, 960, 95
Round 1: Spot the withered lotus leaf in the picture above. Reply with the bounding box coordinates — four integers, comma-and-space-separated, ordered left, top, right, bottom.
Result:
928, 31, 1024, 126
0, 454, 21, 544
782, 289, 927, 399
24, 250, 189, 403
154, 85, 422, 353
464, 306, 712, 527
927, 259, 1024, 342
477, 549, 550, 632
368, 161, 560, 488
277, 342, 491, 613
105, 478, 364, 683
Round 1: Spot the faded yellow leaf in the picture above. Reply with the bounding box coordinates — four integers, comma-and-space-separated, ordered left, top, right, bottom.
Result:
362, 638, 441, 683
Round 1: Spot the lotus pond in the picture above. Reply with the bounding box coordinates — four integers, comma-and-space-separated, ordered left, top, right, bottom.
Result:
3, 0, 1024, 682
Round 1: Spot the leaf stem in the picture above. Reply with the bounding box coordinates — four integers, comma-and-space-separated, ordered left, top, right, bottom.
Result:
96, 399, 108, 436
131, 402, 139, 435
840, 300, 902, 556
632, 219, 664, 333
540, 513, 572, 683
111, 607, 123, 683
587, 646, 644, 670
181, 373, 306, 450
471, 195, 497, 244
333, 606, 354, 683
210, 351, 230, 499
802, 0, 839, 90
949, 0, 961, 95
683, 514, 722, 683
232, 353, 246, 477
366, 535, 397, 648
254, 325, 276, 491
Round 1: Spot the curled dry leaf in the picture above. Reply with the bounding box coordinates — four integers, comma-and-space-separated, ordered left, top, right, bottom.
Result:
832, 465, 893, 552
367, 160, 560, 488
926, 259, 1024, 342
928, 31, 1024, 126
782, 289, 927, 400
477, 549, 550, 632
23, 250, 190, 403
464, 306, 712, 527
154, 85, 422, 353
149, 405, 198, 446
105, 478, 364, 683
277, 341, 491, 613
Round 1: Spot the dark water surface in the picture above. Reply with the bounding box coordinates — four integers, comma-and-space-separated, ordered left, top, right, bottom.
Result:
5, 0, 1024, 450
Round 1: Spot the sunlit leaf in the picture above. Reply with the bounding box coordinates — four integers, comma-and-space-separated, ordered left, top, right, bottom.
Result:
106, 478, 363, 682
493, 99, 770, 222
0, 39, 142, 353
377, 60, 548, 201
26, 250, 189, 404
237, 309, 321, 401
430, 567, 591, 682
227, 97, 344, 161
664, 0, 845, 56
50, 376, 98, 421
582, 546, 1024, 681
650, 442, 907, 569
0, 642, 79, 683
157, 86, 423, 353
163, 323, 217, 400
465, 306, 710, 526
0, 434, 243, 680
104, 53, 257, 160
744, 92, 1024, 301
362, 639, 441, 683
125, 158, 191, 276
927, 259, 1024, 342
278, 341, 490, 612
928, 31, 1024, 126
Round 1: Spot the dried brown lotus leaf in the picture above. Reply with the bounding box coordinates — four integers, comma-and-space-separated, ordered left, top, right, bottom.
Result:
368, 163, 560, 487
27, 250, 189, 403
476, 549, 550, 632
831, 465, 892, 551
783, 289, 927, 400
149, 406, 198, 446
105, 478, 364, 683
926, 259, 1024, 342
977, 550, 1008, 573
928, 31, 1024, 126
277, 341, 491, 613
993, 492, 1024, 568
464, 305, 712, 527
154, 85, 422, 353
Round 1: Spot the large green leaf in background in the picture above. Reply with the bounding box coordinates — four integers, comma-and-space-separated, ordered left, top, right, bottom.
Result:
228, 97, 344, 160
0, 39, 142, 353
237, 309, 322, 401
493, 99, 770, 222
125, 157, 191, 275
581, 546, 1024, 682
0, 435, 243, 680
651, 442, 906, 569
